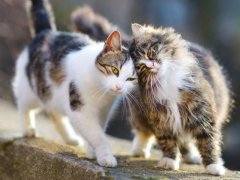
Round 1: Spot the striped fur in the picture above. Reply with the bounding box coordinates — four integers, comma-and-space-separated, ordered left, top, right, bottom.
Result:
129, 24, 231, 176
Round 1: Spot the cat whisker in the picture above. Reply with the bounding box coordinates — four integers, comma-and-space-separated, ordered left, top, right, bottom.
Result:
123, 95, 133, 122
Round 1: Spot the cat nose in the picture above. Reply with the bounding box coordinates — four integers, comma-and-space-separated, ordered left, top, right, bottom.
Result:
112, 84, 123, 92
145, 61, 159, 72
115, 85, 122, 91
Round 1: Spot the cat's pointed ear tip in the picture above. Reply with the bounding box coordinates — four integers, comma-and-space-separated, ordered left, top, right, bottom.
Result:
109, 30, 121, 39
131, 23, 142, 29
131, 23, 144, 36
132, 23, 141, 26
105, 30, 122, 51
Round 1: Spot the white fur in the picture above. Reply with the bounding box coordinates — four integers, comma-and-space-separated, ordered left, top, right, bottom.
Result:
183, 151, 201, 164
157, 57, 195, 133
132, 23, 145, 38
86, 145, 96, 159
206, 162, 225, 176
13, 42, 135, 167
182, 143, 201, 164
157, 156, 180, 170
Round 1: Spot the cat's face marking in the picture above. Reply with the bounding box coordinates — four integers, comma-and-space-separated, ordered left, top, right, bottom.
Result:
130, 24, 187, 79
96, 31, 137, 94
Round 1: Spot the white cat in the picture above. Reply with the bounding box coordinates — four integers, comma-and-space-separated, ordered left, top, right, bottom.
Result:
12, 0, 136, 167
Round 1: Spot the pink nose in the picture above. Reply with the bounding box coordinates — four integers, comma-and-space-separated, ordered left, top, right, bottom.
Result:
146, 61, 155, 68
115, 85, 122, 91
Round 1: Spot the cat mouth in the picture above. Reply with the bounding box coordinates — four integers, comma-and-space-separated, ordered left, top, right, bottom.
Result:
148, 67, 158, 73
110, 89, 123, 94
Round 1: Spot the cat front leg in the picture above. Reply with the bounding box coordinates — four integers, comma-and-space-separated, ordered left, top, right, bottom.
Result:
70, 112, 117, 167
156, 134, 180, 170
86, 144, 96, 159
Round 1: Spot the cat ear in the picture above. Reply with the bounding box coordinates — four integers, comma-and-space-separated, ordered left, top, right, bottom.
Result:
131, 23, 144, 37
104, 31, 122, 52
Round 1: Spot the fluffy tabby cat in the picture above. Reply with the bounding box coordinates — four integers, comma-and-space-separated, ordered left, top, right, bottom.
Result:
129, 23, 231, 175
13, 0, 137, 167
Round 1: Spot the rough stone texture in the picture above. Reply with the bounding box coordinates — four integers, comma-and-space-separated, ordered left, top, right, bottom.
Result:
0, 100, 240, 179
0, 138, 104, 180
0, 137, 239, 180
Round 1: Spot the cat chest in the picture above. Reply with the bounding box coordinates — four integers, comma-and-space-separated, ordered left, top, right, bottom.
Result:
144, 100, 208, 134
144, 104, 175, 128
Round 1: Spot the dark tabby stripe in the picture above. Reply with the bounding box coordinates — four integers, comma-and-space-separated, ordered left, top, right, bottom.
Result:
27, 31, 52, 101
96, 47, 130, 75
26, 31, 88, 101
69, 82, 83, 111
49, 33, 87, 85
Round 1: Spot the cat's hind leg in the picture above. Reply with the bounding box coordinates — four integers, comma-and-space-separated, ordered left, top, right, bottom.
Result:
15, 86, 39, 138
180, 140, 201, 164
132, 130, 155, 158
18, 107, 39, 138
49, 113, 84, 147
128, 98, 155, 158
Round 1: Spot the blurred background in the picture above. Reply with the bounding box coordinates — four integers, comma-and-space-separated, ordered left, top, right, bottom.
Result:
0, 0, 239, 170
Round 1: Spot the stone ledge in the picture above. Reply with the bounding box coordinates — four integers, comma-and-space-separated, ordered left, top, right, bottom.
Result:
0, 137, 239, 180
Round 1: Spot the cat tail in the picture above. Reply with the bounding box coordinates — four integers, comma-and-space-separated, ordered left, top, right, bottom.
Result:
71, 6, 130, 45
28, 0, 56, 37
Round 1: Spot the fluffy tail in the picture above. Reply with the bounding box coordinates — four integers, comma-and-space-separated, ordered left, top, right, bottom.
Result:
28, 0, 56, 37
71, 6, 130, 45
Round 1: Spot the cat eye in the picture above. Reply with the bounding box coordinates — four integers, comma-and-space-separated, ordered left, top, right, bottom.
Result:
126, 77, 136, 81
153, 45, 158, 51
111, 66, 119, 76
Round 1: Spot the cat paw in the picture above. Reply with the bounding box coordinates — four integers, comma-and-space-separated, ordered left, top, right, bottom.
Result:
206, 163, 225, 176
66, 137, 85, 148
97, 154, 117, 167
131, 147, 151, 158
182, 152, 202, 164
66, 139, 80, 146
157, 157, 180, 170
23, 128, 36, 138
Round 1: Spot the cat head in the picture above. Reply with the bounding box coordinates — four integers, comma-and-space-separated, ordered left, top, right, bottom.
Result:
130, 23, 194, 79
95, 31, 137, 94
